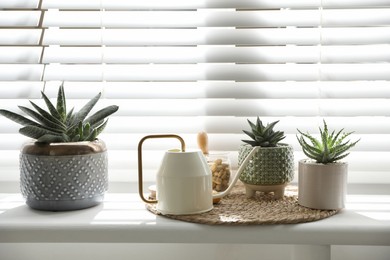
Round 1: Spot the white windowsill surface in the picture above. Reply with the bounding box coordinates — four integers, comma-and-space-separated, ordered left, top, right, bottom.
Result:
0, 184, 389, 246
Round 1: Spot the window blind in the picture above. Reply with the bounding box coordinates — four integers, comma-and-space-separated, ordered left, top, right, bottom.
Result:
0, 0, 389, 186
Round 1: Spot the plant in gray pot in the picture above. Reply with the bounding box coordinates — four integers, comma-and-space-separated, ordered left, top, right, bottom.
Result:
296, 120, 360, 210
0, 83, 118, 211
238, 117, 294, 199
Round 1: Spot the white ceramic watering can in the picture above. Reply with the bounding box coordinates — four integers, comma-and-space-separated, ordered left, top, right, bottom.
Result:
138, 134, 259, 215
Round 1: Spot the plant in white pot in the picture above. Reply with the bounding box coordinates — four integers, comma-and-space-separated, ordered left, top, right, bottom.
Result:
238, 117, 294, 199
0, 83, 118, 211
296, 120, 360, 210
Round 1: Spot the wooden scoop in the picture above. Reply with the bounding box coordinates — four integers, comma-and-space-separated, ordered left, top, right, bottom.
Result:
197, 131, 209, 155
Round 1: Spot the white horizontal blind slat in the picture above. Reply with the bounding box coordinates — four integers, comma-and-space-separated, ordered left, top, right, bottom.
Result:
25, 81, 389, 99
42, 45, 390, 64
0, 47, 42, 63
0, 2, 389, 186
42, 9, 390, 28
0, 11, 41, 27
42, 28, 390, 46
0, 30, 42, 45
41, 0, 390, 10
0, 0, 39, 9
42, 64, 390, 81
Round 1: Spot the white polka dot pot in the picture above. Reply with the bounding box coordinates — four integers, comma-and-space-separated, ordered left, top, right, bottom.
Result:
19, 140, 108, 211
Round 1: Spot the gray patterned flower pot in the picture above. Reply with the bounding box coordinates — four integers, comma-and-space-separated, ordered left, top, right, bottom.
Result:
238, 144, 294, 199
19, 140, 108, 211
298, 159, 347, 210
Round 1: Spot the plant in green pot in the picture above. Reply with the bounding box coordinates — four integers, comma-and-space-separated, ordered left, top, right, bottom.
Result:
296, 120, 360, 210
0, 83, 118, 211
238, 117, 294, 199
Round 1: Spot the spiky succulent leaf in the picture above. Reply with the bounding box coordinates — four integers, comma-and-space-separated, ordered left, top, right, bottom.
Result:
0, 83, 119, 143
19, 125, 60, 140
85, 105, 119, 126
242, 117, 286, 147
37, 133, 70, 143
94, 119, 108, 137
29, 101, 65, 129
73, 92, 101, 124
0, 109, 40, 127
57, 83, 67, 121
296, 120, 360, 164
41, 90, 62, 122
18, 106, 66, 131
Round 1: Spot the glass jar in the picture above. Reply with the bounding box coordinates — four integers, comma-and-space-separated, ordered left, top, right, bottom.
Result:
207, 153, 231, 192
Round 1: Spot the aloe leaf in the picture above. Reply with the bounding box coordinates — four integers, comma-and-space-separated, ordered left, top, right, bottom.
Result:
85, 128, 98, 141
91, 119, 105, 128
247, 119, 257, 133
297, 129, 321, 148
242, 140, 259, 146
37, 134, 68, 143
18, 106, 66, 131
85, 105, 119, 126
41, 91, 61, 121
263, 120, 279, 135
94, 119, 108, 138
77, 121, 83, 140
71, 134, 80, 142
65, 107, 74, 126
29, 101, 66, 128
296, 136, 322, 158
19, 125, 59, 140
0, 109, 40, 127
57, 82, 67, 121
84, 122, 91, 136
242, 130, 256, 141
74, 92, 101, 123
256, 117, 264, 129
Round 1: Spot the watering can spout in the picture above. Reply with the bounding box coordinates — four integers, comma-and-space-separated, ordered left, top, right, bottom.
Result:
212, 146, 259, 199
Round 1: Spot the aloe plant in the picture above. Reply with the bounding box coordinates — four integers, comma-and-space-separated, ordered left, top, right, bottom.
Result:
0, 83, 119, 143
296, 120, 360, 164
242, 117, 285, 147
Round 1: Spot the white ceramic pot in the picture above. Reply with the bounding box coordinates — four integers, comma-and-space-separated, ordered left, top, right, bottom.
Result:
298, 159, 348, 210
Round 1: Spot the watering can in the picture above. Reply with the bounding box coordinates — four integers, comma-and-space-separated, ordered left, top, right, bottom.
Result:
138, 134, 258, 215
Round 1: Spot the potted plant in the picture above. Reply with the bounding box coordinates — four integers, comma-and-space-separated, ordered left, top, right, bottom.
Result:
0, 83, 118, 211
238, 117, 294, 199
296, 120, 360, 210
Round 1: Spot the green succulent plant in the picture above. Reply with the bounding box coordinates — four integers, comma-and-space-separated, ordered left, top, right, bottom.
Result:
242, 117, 286, 147
0, 83, 119, 143
296, 120, 360, 164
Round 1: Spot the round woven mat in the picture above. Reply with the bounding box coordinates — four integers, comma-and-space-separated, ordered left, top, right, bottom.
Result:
146, 182, 339, 225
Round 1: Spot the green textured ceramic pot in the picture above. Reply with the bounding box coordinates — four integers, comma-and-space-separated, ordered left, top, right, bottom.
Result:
238, 144, 294, 198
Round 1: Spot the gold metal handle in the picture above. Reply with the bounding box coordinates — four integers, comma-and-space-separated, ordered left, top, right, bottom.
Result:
137, 134, 186, 204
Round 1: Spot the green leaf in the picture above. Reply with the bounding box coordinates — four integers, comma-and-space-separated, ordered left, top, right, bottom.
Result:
56, 82, 67, 121
37, 134, 68, 143
94, 119, 108, 138
19, 125, 59, 140
85, 128, 98, 141
74, 92, 101, 123
18, 106, 66, 131
41, 90, 61, 121
85, 105, 119, 126
0, 109, 40, 127
242, 140, 259, 147
242, 130, 256, 141
297, 120, 360, 164
65, 107, 75, 126
29, 101, 66, 129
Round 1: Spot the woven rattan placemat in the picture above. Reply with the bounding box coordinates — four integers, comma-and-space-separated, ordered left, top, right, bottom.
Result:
146, 182, 339, 225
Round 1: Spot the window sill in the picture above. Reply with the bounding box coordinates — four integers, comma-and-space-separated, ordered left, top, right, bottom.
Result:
0, 188, 389, 246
